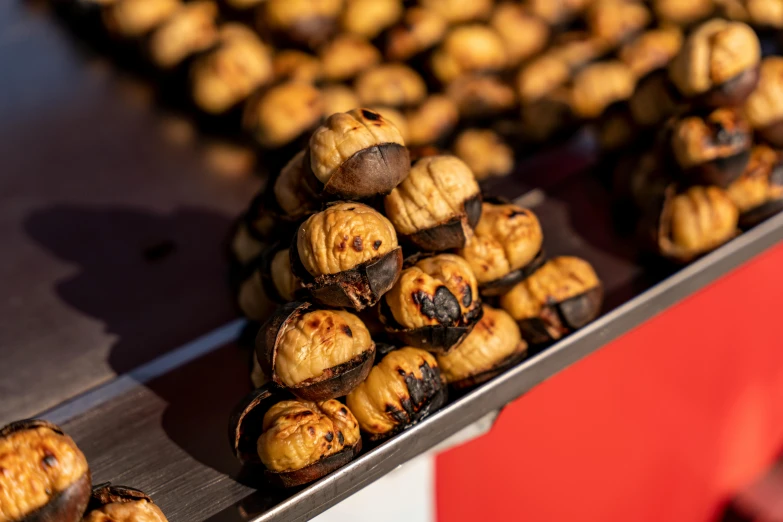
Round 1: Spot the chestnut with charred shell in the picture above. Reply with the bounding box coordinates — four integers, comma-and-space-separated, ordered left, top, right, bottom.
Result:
500, 257, 603, 345
290, 202, 402, 310
346, 347, 446, 441
668, 19, 761, 107
652, 185, 740, 263
379, 253, 482, 353
307, 108, 410, 199
83, 484, 168, 522
229, 385, 362, 487
436, 306, 528, 389
670, 107, 753, 188
384, 155, 481, 251
0, 419, 91, 522
727, 144, 783, 227
256, 302, 376, 400
744, 57, 783, 148
459, 202, 545, 296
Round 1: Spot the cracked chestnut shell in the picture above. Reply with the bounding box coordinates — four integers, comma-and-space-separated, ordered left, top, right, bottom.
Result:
384, 155, 481, 251
670, 107, 752, 188
653, 185, 740, 263
453, 129, 514, 181
745, 57, 783, 148
229, 385, 362, 487
431, 25, 507, 85
668, 19, 761, 107
379, 253, 483, 353
307, 108, 410, 199
346, 347, 447, 441
727, 144, 783, 227
0, 419, 91, 522
435, 306, 528, 389
243, 81, 323, 150
83, 484, 168, 522
238, 242, 304, 321
256, 302, 376, 400
458, 202, 545, 296
291, 202, 402, 309
259, 0, 342, 50
500, 257, 603, 345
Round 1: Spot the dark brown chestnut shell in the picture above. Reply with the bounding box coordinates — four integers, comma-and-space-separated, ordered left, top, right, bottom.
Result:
478, 248, 547, 297
682, 148, 751, 189
378, 295, 484, 354
228, 385, 362, 487
256, 302, 376, 400
290, 234, 403, 310
516, 284, 604, 345
404, 193, 482, 251
304, 143, 411, 200
85, 483, 161, 516
0, 419, 92, 522
694, 66, 760, 108
255, 240, 306, 304
447, 345, 529, 390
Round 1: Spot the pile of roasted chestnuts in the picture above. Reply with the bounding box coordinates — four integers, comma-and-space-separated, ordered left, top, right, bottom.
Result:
0, 418, 169, 521
227, 107, 604, 488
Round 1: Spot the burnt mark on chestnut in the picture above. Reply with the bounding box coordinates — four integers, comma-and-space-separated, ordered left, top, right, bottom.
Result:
373, 240, 382, 250
352, 236, 363, 252
415, 286, 461, 325
362, 109, 381, 121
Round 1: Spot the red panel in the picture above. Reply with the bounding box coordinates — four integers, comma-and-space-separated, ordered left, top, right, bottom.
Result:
436, 242, 783, 522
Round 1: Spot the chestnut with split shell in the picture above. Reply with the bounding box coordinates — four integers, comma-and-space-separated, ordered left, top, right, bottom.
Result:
228, 385, 362, 487
379, 253, 483, 353
256, 301, 376, 400
500, 257, 603, 345
346, 347, 447, 441
436, 306, 528, 390
291, 202, 403, 310
307, 109, 410, 200
459, 201, 545, 296
83, 483, 168, 522
727, 144, 783, 228
237, 242, 304, 321
384, 155, 482, 251
0, 419, 92, 522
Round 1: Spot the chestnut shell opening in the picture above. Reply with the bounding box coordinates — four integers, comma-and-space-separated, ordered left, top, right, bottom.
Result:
478, 249, 547, 297
695, 66, 760, 108
682, 148, 751, 188
446, 344, 529, 390
517, 284, 604, 345
256, 301, 377, 400
290, 239, 403, 310
405, 193, 482, 251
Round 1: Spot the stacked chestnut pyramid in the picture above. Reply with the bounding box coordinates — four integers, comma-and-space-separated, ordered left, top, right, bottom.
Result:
228, 108, 604, 487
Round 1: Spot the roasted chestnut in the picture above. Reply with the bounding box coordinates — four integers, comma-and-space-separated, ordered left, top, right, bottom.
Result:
273, 149, 322, 220
272, 50, 323, 83
346, 347, 446, 440
668, 19, 761, 107
727, 145, 783, 227
354, 63, 427, 109
619, 27, 683, 80
405, 95, 458, 147
102, 0, 180, 38
238, 243, 303, 321
307, 108, 410, 199
499, 256, 603, 345
516, 53, 570, 106
435, 306, 527, 389
670, 107, 752, 187
320, 84, 361, 116
384, 155, 481, 251
453, 128, 513, 181
229, 386, 362, 486
291, 202, 403, 309
319, 35, 381, 82
384, 7, 447, 62
526, 0, 592, 26
628, 71, 681, 129
419, 0, 493, 24
717, 0, 783, 28
259, 0, 343, 50
256, 302, 376, 399
146, 1, 218, 70
654, 185, 740, 262
585, 0, 651, 46
653, 0, 715, 26
571, 61, 637, 120
489, 3, 549, 67
431, 25, 507, 86
341, 0, 402, 38
190, 25, 273, 115
83, 484, 168, 522
0, 419, 91, 522
446, 75, 517, 120
549, 31, 612, 71
243, 81, 323, 150
745, 57, 783, 148
379, 253, 482, 352
458, 202, 544, 296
